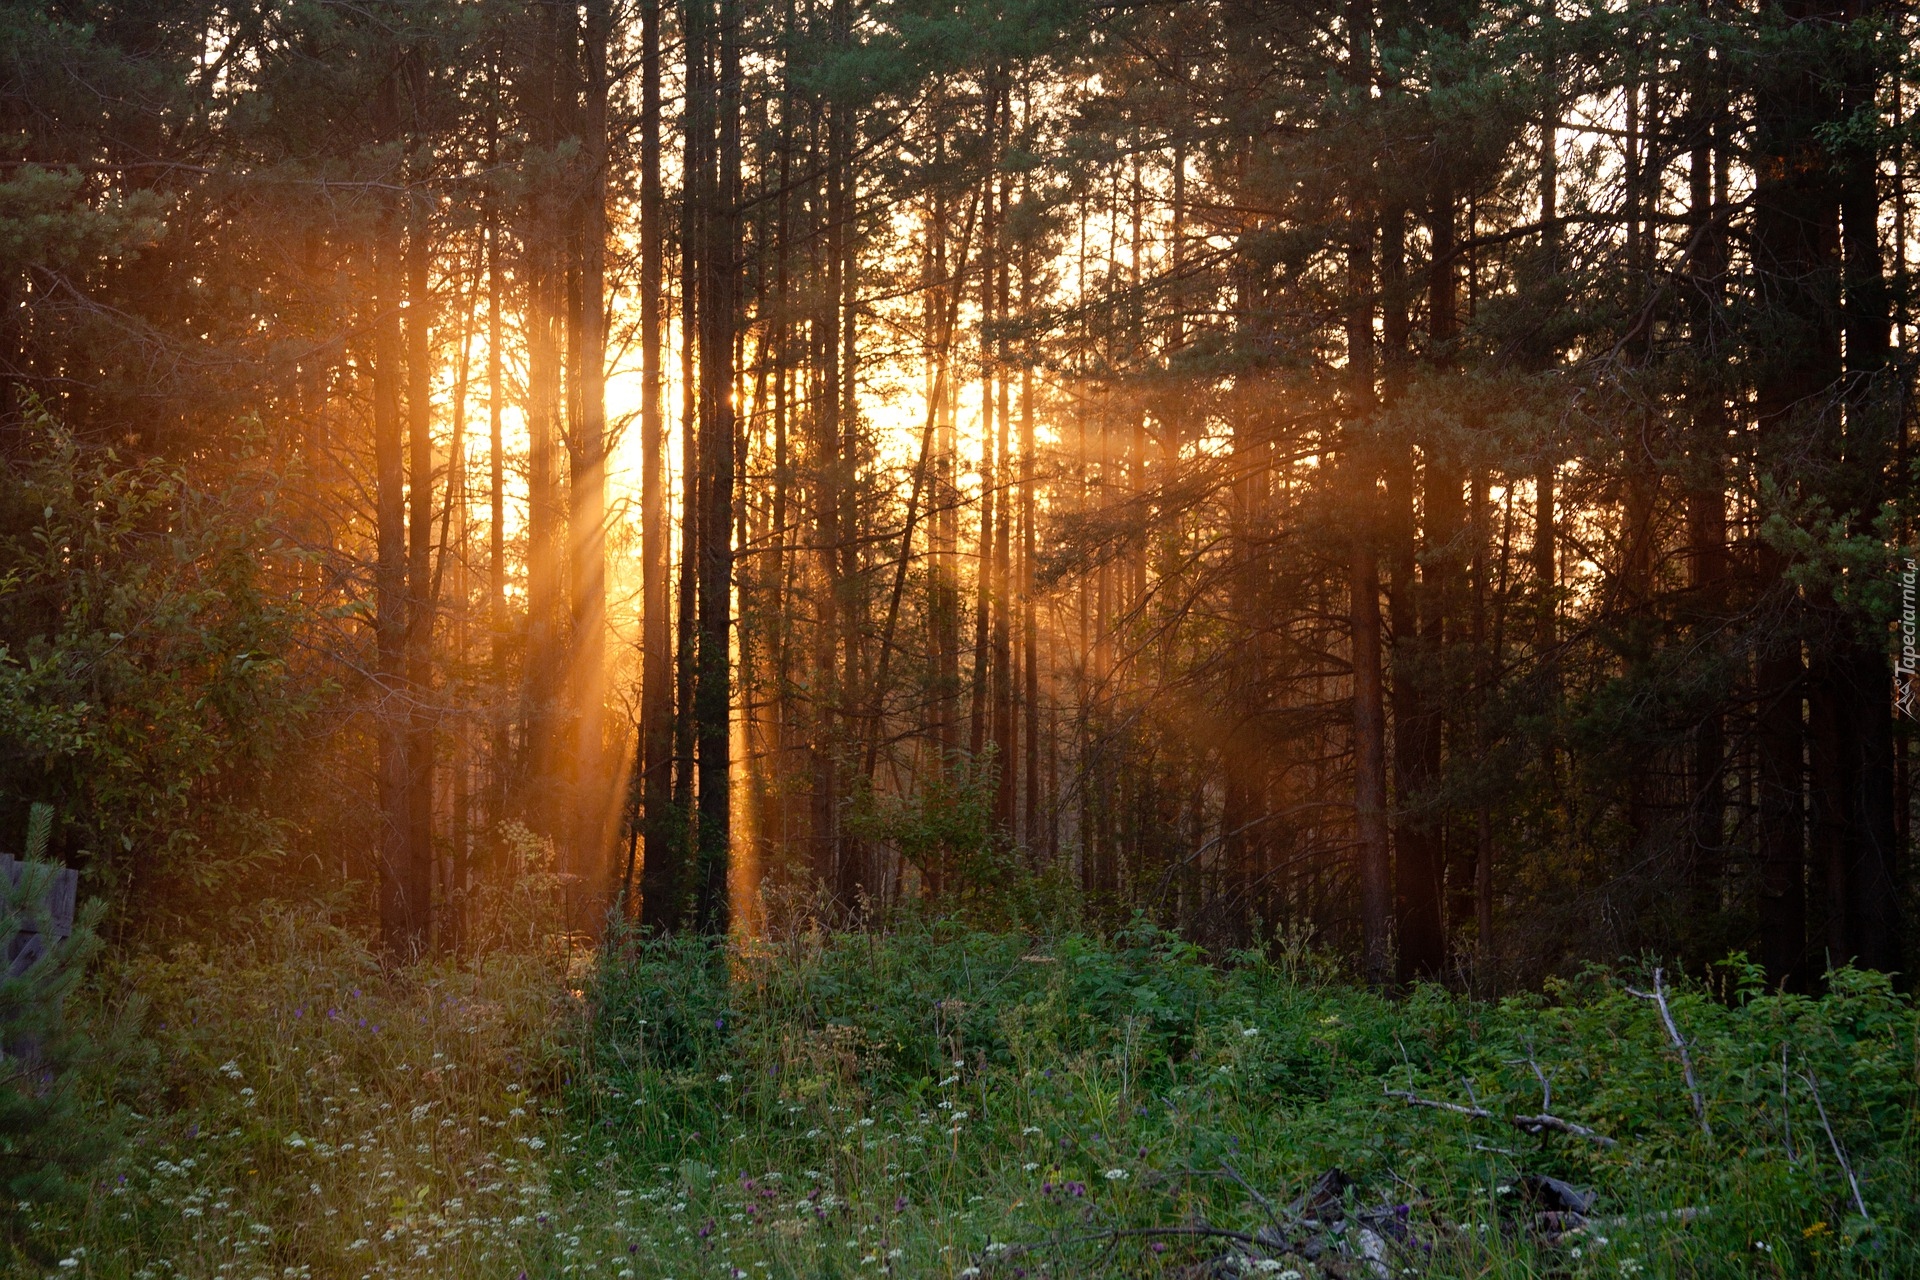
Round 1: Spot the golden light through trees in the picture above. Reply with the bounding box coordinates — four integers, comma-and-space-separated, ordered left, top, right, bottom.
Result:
0, 0, 1912, 984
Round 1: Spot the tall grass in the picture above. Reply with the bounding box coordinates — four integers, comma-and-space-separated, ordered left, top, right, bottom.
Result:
23, 914, 1918, 1279
29, 908, 581, 1279
577, 921, 1917, 1279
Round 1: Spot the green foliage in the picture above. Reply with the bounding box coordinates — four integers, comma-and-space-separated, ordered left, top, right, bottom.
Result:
14, 905, 582, 1274
845, 753, 1080, 928
0, 165, 163, 276
0, 413, 322, 901
13, 922, 1916, 1276
572, 927, 1919, 1278
0, 809, 120, 1245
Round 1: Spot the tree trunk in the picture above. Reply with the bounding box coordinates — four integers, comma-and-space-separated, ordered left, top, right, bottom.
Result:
674, 0, 704, 924
571, 0, 612, 924
1346, 0, 1390, 985
1751, 0, 1841, 987
1394, 192, 1452, 983
637, 0, 677, 930
522, 0, 567, 851
403, 94, 436, 952
1684, 32, 1728, 930
693, 0, 741, 934
486, 69, 509, 855
373, 215, 417, 954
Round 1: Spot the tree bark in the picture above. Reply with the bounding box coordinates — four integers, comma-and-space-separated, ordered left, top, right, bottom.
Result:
637, 0, 677, 930
693, 0, 741, 934
403, 73, 436, 952
1751, 0, 1841, 987
373, 214, 416, 954
571, 0, 612, 923
1347, 0, 1390, 985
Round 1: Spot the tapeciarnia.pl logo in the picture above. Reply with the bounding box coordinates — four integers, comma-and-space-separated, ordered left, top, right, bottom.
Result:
1900, 557, 1918, 719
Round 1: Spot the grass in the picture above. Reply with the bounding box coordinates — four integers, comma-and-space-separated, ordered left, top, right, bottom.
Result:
16, 912, 1919, 1279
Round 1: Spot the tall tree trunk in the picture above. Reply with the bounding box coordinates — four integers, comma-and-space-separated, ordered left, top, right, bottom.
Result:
1684, 30, 1729, 931
1533, 91, 1560, 805
1020, 252, 1039, 853
768, 60, 794, 865
373, 217, 416, 954
693, 0, 741, 934
1828, 0, 1899, 970
447, 308, 471, 952
1347, 0, 1390, 985
809, 64, 844, 908
992, 158, 1014, 832
1751, 0, 1842, 987
970, 81, 999, 765
1393, 191, 1452, 983
637, 0, 677, 929
674, 0, 704, 924
486, 68, 509, 852
833, 29, 865, 906
571, 0, 612, 923
403, 90, 436, 952
522, 0, 567, 851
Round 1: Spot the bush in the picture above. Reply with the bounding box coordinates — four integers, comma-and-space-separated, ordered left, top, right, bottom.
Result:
0, 413, 321, 906
574, 924, 1919, 1279
0, 806, 119, 1250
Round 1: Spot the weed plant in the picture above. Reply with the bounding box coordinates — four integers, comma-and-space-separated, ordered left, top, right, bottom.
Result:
19, 914, 1918, 1279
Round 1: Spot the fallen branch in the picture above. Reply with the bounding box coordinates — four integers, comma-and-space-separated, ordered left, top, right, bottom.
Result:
1627, 967, 1711, 1138
1385, 1087, 1617, 1147
1385, 1089, 1493, 1121
1513, 1112, 1618, 1146
1802, 1065, 1869, 1222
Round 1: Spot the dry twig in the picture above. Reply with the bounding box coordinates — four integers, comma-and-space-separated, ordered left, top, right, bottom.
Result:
1626, 967, 1711, 1138
1384, 1087, 1617, 1147
1801, 1064, 1869, 1222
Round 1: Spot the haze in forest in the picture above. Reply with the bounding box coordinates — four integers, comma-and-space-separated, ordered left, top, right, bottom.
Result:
3, 0, 1917, 989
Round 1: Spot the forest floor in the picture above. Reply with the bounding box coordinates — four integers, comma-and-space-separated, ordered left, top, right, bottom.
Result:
22, 910, 1919, 1280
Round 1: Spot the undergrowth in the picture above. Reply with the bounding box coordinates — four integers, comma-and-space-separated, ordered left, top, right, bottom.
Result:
575, 921, 1918, 1279
15, 916, 1918, 1279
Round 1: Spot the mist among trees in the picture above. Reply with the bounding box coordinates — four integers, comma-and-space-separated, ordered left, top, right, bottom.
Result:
9, 0, 1913, 987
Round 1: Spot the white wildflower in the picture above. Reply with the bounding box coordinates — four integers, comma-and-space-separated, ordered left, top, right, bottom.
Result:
1104, 1168, 1129, 1181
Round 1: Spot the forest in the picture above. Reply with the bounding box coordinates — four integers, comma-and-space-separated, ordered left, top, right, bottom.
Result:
1, 0, 1919, 1275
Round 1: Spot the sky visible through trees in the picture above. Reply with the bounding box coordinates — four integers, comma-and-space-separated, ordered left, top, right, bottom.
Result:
1, 0, 1917, 989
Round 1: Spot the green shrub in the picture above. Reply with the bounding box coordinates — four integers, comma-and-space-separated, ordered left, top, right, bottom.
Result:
0, 807, 120, 1251
21, 919, 1917, 1278
574, 924, 1919, 1279
0, 413, 322, 906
